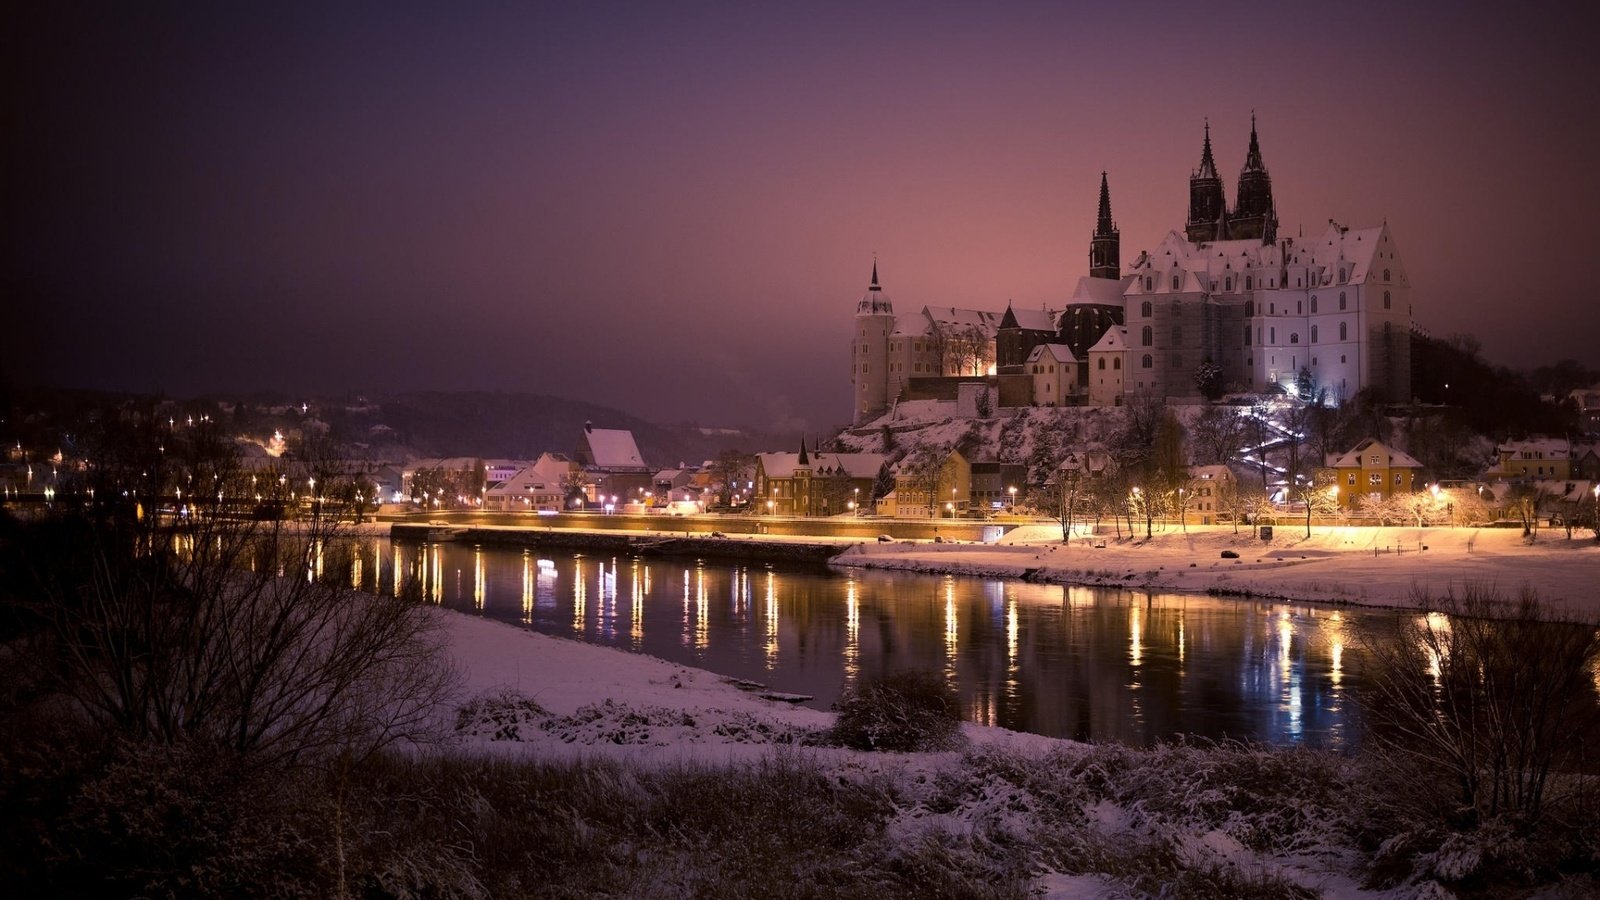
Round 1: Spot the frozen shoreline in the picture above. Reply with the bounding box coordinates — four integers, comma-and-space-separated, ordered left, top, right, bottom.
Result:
833, 523, 1600, 615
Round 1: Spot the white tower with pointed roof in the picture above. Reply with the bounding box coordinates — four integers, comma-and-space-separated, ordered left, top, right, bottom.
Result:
851, 260, 896, 424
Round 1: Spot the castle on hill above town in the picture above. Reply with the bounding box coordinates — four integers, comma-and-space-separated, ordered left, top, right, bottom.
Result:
849, 119, 1413, 424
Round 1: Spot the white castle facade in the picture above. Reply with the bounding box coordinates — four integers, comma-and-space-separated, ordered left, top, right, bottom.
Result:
850, 120, 1413, 425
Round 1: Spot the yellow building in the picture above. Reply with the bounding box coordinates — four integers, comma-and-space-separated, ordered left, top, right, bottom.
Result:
890, 449, 971, 518
1324, 438, 1424, 510
1489, 438, 1571, 481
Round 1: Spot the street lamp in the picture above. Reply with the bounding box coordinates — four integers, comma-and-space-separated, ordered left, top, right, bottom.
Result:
1008, 485, 1017, 511
853, 486, 860, 517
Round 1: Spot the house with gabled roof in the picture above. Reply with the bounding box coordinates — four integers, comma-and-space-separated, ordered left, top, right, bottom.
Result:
1087, 326, 1128, 407
752, 441, 886, 517
1324, 438, 1424, 510
573, 422, 652, 504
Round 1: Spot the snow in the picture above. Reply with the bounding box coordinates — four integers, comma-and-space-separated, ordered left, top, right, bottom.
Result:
428, 521, 1600, 897
835, 524, 1600, 615
579, 426, 646, 469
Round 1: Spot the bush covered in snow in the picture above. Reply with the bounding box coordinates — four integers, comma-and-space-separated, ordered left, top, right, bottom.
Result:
830, 670, 965, 752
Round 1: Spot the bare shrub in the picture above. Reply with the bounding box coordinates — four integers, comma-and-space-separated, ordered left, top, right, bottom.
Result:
2, 417, 460, 768
1356, 584, 1600, 885
830, 670, 965, 752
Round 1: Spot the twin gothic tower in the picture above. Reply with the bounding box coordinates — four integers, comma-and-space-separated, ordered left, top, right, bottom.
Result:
1183, 115, 1278, 244
1090, 117, 1277, 280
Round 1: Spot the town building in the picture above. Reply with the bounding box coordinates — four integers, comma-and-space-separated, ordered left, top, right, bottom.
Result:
849, 119, 1413, 422
1486, 438, 1572, 481
885, 449, 971, 518
573, 422, 652, 504
752, 442, 886, 517
1026, 343, 1079, 406
1324, 438, 1424, 510
485, 453, 573, 511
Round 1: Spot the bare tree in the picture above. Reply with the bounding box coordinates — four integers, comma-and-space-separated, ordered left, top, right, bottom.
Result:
1190, 403, 1246, 466
12, 420, 460, 768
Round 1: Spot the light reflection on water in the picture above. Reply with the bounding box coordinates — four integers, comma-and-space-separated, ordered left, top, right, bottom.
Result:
355, 539, 1390, 747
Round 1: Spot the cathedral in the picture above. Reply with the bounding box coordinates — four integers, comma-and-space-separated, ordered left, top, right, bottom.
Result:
849, 119, 1413, 425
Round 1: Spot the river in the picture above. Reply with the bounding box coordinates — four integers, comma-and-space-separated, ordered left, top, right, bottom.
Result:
331, 537, 1386, 748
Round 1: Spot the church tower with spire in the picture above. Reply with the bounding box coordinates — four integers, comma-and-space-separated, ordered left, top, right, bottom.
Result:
1229, 114, 1278, 243
851, 259, 897, 424
1089, 172, 1120, 279
1185, 120, 1229, 242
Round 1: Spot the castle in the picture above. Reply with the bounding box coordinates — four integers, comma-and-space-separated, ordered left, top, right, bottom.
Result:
850, 119, 1413, 424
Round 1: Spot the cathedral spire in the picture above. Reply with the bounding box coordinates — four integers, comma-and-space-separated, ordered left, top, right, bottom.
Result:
1242, 111, 1265, 172
1186, 120, 1227, 242
1232, 114, 1277, 243
869, 258, 880, 291
1089, 171, 1120, 279
1096, 171, 1114, 235
797, 436, 809, 466
1196, 119, 1218, 179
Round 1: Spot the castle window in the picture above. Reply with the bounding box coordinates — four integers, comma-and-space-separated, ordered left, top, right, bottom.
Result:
1339, 293, 1347, 311
1339, 322, 1347, 341
1269, 303, 1275, 315
1141, 325, 1153, 346
1245, 300, 1254, 317
1113, 357, 1121, 370
1225, 277, 1232, 291
1144, 276, 1152, 290
1311, 325, 1318, 342
1340, 354, 1347, 363
1384, 268, 1391, 281
1384, 290, 1392, 310
1172, 275, 1180, 290
1297, 301, 1302, 314
1310, 296, 1318, 314
1141, 300, 1152, 317
1384, 322, 1392, 336
1142, 354, 1153, 369
1245, 276, 1253, 290
1270, 327, 1276, 343
1243, 325, 1251, 346
1097, 358, 1105, 370
1290, 333, 1300, 344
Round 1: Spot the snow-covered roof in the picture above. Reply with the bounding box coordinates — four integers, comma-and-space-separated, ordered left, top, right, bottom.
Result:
1128, 222, 1402, 293
578, 427, 648, 470
1026, 343, 1077, 364
1188, 464, 1234, 482
889, 314, 933, 337
1069, 275, 1131, 305
1006, 307, 1057, 332
1497, 438, 1570, 458
1326, 438, 1423, 470
486, 454, 573, 497
758, 451, 885, 480
1088, 326, 1128, 354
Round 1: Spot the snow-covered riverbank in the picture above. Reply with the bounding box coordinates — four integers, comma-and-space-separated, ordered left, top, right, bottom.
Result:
835, 524, 1600, 615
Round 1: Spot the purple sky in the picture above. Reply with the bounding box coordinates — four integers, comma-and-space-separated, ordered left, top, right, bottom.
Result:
6, 2, 1598, 432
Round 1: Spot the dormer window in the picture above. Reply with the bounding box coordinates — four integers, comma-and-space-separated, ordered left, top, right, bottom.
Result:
1339, 268, 1347, 282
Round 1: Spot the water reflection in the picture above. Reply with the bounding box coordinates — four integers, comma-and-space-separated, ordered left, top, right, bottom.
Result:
370, 541, 1403, 746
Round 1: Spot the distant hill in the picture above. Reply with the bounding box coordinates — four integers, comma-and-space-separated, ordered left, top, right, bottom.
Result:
3, 388, 798, 470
